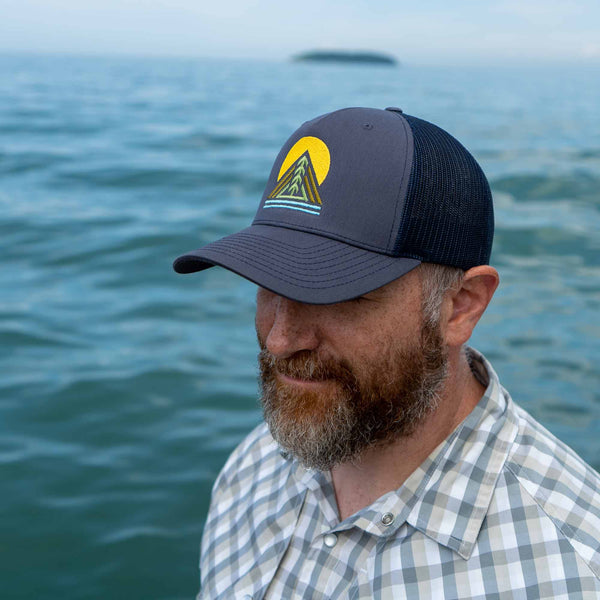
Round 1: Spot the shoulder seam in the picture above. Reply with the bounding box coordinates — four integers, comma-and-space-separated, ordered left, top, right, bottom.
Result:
505, 463, 600, 581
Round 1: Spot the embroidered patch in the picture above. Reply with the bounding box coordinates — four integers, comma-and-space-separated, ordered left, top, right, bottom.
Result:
265, 136, 330, 215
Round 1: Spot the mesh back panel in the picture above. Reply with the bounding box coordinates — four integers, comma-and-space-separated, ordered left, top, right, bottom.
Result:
394, 115, 494, 269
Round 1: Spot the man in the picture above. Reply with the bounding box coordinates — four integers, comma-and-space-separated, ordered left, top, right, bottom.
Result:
173, 107, 600, 599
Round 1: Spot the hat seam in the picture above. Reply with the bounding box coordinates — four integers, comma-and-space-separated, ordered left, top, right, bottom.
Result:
201, 245, 411, 287
205, 230, 427, 267
386, 112, 413, 251
208, 244, 380, 270
252, 220, 393, 255
211, 234, 397, 265
202, 244, 392, 281
232, 231, 351, 254
206, 247, 380, 272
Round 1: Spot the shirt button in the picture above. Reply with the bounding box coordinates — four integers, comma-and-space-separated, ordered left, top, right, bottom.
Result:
381, 512, 395, 526
323, 533, 338, 548
241, 595, 253, 600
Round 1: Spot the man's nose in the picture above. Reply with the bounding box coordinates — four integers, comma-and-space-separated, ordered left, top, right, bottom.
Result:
264, 296, 320, 359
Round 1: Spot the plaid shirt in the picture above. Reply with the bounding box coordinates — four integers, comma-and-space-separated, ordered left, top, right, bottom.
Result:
199, 348, 600, 599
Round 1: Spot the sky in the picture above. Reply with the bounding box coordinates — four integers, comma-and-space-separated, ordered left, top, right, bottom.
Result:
1, 0, 599, 65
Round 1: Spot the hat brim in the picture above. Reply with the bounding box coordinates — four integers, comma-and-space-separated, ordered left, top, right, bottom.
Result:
172, 225, 421, 305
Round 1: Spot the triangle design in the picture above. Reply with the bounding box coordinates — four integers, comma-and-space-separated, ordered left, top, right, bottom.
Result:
265, 152, 322, 215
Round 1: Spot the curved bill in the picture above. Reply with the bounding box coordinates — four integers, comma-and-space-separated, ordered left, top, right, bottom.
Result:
173, 224, 421, 305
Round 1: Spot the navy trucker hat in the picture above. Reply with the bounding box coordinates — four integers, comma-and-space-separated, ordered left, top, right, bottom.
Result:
172, 107, 494, 304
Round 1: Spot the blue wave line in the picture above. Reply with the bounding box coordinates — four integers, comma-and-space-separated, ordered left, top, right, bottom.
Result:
264, 203, 321, 215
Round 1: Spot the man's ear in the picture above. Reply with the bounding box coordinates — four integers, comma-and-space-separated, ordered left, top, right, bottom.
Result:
443, 266, 499, 348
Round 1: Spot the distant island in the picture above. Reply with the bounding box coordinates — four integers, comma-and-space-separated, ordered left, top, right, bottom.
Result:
293, 51, 398, 66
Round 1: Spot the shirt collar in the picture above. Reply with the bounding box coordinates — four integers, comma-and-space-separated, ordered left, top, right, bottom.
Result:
291, 347, 520, 559
401, 348, 519, 559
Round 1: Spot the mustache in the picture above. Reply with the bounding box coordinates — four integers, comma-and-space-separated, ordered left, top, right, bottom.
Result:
258, 348, 356, 383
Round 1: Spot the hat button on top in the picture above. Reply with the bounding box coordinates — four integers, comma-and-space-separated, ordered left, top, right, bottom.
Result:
385, 106, 403, 113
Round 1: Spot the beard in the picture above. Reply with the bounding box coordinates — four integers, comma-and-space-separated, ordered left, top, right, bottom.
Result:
257, 318, 448, 471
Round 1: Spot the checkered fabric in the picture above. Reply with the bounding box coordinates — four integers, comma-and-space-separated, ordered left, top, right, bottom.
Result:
198, 348, 600, 599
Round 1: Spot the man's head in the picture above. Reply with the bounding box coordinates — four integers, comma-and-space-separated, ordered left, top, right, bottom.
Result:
173, 106, 498, 468
255, 265, 447, 470
255, 262, 497, 470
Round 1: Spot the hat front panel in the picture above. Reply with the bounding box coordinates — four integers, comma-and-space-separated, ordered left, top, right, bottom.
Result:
253, 108, 414, 254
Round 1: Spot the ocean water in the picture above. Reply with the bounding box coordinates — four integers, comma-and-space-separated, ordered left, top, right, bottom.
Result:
1, 53, 599, 599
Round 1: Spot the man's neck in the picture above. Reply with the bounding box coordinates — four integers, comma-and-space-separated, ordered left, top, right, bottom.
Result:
330, 350, 486, 521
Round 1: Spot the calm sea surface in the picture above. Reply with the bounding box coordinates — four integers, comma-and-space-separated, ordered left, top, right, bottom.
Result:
1, 54, 599, 599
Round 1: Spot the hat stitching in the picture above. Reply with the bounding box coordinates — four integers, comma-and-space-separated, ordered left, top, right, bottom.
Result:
213, 234, 389, 267
386, 111, 413, 250
204, 242, 390, 279
202, 245, 411, 288
252, 218, 391, 254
